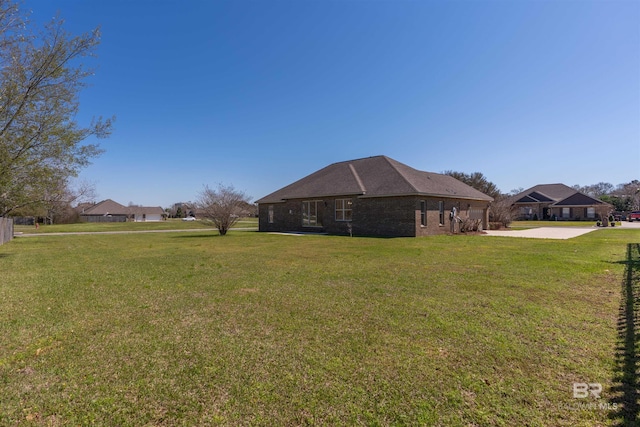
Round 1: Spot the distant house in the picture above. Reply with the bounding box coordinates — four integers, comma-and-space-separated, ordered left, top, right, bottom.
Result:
256, 156, 493, 237
170, 202, 199, 218
79, 199, 164, 222
78, 199, 128, 222
130, 206, 165, 222
508, 184, 611, 220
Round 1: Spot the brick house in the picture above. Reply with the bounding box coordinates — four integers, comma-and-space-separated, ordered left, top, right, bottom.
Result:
508, 184, 611, 220
256, 156, 493, 237
79, 199, 165, 222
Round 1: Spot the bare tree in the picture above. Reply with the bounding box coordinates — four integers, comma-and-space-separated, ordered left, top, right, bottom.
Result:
44, 179, 97, 224
10, 178, 97, 223
614, 180, 640, 211
573, 182, 615, 197
489, 195, 516, 228
197, 184, 252, 236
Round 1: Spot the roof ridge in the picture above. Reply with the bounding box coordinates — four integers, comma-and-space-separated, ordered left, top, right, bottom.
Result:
348, 163, 367, 194
329, 155, 385, 166
381, 156, 421, 194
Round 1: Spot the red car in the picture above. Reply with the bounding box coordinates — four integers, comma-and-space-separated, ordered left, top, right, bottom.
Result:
629, 211, 640, 222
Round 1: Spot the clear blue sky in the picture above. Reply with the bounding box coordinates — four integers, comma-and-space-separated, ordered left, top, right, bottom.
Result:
26, 0, 640, 207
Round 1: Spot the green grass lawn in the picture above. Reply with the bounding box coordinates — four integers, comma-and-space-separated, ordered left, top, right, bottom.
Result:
1, 228, 638, 425
14, 217, 258, 234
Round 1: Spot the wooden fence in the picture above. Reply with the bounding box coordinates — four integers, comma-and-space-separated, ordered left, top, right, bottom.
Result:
0, 217, 13, 245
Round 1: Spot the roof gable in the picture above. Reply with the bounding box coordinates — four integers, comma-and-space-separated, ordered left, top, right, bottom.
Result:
515, 195, 539, 203
256, 156, 493, 203
508, 183, 611, 208
528, 191, 554, 202
513, 191, 555, 203
554, 193, 606, 206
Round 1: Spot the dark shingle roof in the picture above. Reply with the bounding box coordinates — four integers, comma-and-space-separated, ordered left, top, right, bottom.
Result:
509, 184, 607, 207
81, 200, 164, 216
517, 184, 576, 201
81, 199, 128, 215
515, 195, 540, 203
527, 191, 555, 203
554, 192, 606, 206
256, 156, 494, 204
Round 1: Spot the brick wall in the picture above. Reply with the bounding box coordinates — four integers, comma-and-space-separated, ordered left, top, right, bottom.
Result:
259, 196, 490, 237
258, 202, 302, 233
549, 206, 600, 220
350, 197, 417, 237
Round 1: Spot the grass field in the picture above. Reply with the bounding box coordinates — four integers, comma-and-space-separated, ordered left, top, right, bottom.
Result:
13, 218, 258, 234
1, 226, 638, 426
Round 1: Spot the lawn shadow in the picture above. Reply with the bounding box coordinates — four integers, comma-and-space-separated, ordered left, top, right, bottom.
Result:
609, 243, 640, 426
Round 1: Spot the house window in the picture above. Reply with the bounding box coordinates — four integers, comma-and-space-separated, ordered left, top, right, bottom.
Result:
439, 201, 445, 225
562, 207, 570, 219
302, 200, 323, 227
586, 207, 595, 219
420, 200, 427, 226
335, 199, 352, 221
469, 208, 484, 220
268, 205, 274, 223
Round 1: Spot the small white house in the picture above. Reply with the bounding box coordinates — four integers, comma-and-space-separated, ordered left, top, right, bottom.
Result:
131, 206, 164, 222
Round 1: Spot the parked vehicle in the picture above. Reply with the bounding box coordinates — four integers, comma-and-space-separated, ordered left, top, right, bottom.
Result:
629, 211, 640, 222
182, 216, 197, 221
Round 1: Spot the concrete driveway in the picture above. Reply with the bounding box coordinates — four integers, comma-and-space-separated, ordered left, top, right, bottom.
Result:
483, 221, 640, 240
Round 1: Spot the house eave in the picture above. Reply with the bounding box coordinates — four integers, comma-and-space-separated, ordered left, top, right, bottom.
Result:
258, 192, 492, 204
552, 203, 611, 208
257, 192, 365, 204
358, 193, 493, 202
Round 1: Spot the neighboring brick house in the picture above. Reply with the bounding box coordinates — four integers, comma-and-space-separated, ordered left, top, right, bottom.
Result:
256, 156, 493, 237
508, 184, 611, 220
79, 199, 164, 222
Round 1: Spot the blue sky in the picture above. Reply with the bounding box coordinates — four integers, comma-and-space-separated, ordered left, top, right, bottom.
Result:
26, 0, 640, 207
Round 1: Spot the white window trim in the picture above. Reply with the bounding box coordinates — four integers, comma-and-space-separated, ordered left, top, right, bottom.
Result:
335, 199, 353, 222
302, 200, 323, 227
268, 205, 274, 223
